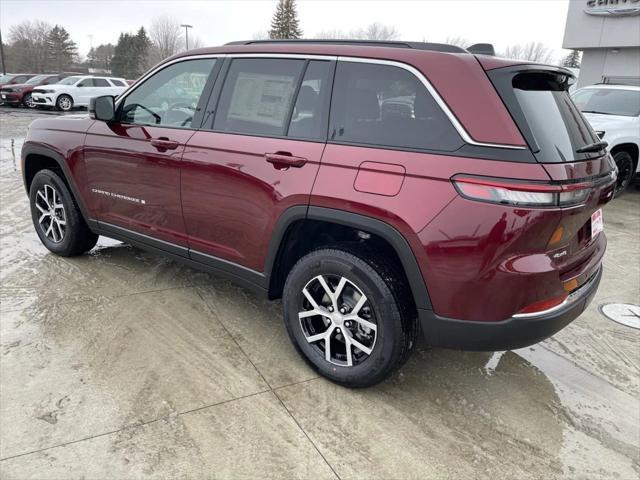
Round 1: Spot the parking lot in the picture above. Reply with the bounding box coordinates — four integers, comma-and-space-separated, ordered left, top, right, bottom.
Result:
0, 107, 638, 479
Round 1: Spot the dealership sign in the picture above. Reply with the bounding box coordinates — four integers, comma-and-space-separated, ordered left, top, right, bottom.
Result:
585, 0, 640, 16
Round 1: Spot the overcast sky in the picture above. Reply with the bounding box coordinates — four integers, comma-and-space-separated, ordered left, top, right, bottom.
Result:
0, 0, 572, 59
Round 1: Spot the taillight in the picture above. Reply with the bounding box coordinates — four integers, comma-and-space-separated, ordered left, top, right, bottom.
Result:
452, 175, 591, 208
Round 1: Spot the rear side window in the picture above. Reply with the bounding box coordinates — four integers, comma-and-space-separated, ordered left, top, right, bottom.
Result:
110, 79, 126, 87
288, 61, 332, 140
214, 58, 305, 136
93, 78, 110, 87
329, 62, 463, 152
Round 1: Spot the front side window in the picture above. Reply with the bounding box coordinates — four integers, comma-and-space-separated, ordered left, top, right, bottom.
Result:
77, 78, 94, 87
120, 58, 216, 128
329, 62, 463, 152
214, 58, 305, 136
59, 76, 82, 86
93, 78, 110, 87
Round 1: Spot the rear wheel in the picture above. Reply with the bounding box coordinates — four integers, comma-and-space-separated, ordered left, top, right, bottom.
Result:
282, 247, 416, 387
613, 150, 635, 197
56, 94, 73, 112
29, 169, 98, 256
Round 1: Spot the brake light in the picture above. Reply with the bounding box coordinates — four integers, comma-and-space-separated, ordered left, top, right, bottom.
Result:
452, 175, 591, 207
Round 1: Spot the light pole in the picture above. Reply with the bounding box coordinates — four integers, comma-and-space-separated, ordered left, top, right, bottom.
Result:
180, 24, 193, 51
0, 28, 6, 75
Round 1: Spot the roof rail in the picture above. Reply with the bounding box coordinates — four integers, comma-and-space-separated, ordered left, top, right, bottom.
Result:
225, 39, 467, 54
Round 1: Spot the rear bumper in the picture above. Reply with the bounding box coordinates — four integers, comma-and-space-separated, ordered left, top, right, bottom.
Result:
419, 265, 602, 351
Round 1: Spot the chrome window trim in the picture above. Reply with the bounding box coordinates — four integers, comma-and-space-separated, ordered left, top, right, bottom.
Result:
116, 52, 526, 150
115, 54, 226, 108
338, 56, 526, 150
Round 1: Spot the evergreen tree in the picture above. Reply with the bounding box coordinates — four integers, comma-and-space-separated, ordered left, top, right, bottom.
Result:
269, 0, 302, 39
110, 28, 151, 79
46, 25, 77, 73
87, 43, 115, 71
562, 49, 581, 69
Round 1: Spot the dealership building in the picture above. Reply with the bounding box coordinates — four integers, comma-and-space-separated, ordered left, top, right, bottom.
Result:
563, 0, 640, 88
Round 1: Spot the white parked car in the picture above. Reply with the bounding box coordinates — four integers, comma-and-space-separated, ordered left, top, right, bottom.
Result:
31, 76, 128, 112
572, 84, 640, 196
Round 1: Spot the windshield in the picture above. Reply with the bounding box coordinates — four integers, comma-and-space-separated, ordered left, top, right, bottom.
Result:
25, 75, 50, 85
58, 76, 81, 86
572, 88, 640, 117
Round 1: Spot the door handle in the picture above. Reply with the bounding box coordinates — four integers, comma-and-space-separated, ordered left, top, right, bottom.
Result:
265, 152, 308, 169
151, 137, 180, 151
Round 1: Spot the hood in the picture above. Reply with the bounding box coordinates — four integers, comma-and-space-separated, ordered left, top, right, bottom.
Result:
582, 112, 637, 131
0, 83, 35, 91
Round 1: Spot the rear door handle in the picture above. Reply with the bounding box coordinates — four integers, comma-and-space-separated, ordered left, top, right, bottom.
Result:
265, 152, 308, 169
151, 137, 180, 151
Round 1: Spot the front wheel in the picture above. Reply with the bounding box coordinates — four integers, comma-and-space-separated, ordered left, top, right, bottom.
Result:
22, 93, 35, 108
56, 94, 73, 112
613, 150, 635, 197
29, 169, 98, 256
282, 247, 416, 387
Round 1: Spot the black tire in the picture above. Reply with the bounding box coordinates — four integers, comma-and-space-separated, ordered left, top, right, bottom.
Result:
56, 94, 73, 112
612, 150, 635, 197
29, 169, 98, 256
282, 246, 417, 388
22, 92, 35, 109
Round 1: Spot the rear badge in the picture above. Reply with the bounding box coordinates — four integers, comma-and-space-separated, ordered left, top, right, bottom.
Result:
599, 303, 640, 330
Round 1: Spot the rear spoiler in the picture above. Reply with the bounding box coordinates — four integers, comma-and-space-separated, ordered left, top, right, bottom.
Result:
468, 43, 495, 56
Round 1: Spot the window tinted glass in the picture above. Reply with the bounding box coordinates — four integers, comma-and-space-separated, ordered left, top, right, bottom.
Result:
330, 62, 462, 151
214, 58, 305, 136
110, 79, 126, 87
93, 78, 110, 87
512, 72, 597, 162
287, 61, 332, 140
120, 58, 215, 128
78, 78, 94, 87
572, 88, 640, 117
59, 76, 81, 85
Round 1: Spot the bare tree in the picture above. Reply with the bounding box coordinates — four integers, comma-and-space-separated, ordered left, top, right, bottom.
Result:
315, 22, 399, 41
189, 36, 204, 49
358, 22, 399, 41
251, 30, 270, 40
148, 15, 183, 63
503, 42, 554, 63
445, 36, 471, 49
8, 20, 52, 72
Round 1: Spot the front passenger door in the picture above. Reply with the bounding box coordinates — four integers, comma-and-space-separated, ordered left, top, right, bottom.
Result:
84, 58, 219, 246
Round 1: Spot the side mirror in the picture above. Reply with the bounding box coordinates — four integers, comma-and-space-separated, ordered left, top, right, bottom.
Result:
90, 95, 116, 122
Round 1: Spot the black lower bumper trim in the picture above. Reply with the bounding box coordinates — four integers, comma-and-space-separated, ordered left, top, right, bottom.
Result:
419, 266, 602, 351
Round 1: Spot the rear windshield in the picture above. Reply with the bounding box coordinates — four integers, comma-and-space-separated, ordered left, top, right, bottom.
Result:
512, 72, 598, 163
572, 88, 640, 117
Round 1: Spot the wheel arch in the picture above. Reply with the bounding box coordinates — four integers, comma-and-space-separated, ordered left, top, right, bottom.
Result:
22, 144, 94, 228
265, 205, 432, 311
610, 142, 639, 170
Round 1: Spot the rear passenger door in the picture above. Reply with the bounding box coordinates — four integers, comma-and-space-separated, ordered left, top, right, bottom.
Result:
181, 57, 334, 272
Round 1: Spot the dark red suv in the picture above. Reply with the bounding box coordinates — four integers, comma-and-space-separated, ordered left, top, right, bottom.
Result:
22, 40, 616, 387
